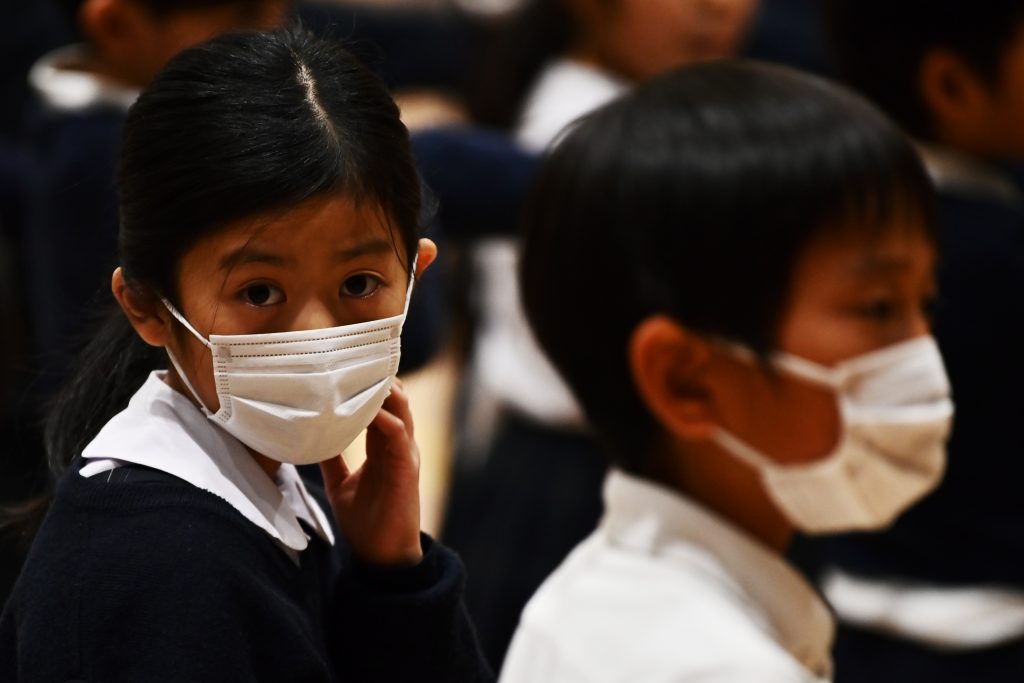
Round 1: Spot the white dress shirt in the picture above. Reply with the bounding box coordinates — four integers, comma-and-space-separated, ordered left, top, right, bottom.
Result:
29, 45, 140, 113
515, 59, 629, 154
500, 470, 834, 682
80, 372, 335, 556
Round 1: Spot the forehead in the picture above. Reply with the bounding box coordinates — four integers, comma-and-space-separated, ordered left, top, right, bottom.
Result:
794, 219, 937, 284
227, 193, 388, 242
179, 193, 399, 270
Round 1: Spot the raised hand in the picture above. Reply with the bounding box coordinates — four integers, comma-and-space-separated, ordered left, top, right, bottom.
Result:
319, 379, 424, 567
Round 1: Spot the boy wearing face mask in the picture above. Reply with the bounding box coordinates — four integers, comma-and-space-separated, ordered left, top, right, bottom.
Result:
498, 61, 950, 683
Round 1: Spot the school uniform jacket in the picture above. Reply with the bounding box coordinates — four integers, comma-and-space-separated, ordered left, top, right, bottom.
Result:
0, 373, 493, 682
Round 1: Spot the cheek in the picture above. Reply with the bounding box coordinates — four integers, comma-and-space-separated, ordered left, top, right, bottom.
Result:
777, 304, 873, 365
988, 54, 1024, 149
994, 95, 1024, 152
724, 367, 842, 465
164, 15, 239, 59
766, 375, 842, 464
720, 0, 759, 49
260, 3, 290, 29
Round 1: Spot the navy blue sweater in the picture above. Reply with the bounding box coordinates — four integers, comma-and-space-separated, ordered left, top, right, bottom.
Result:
0, 462, 493, 682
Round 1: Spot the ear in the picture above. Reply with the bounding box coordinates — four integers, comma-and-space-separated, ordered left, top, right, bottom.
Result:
919, 47, 991, 136
414, 238, 438, 280
629, 316, 719, 442
111, 267, 172, 348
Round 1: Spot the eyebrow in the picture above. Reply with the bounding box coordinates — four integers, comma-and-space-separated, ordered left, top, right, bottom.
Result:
333, 239, 394, 262
219, 248, 289, 271
218, 238, 395, 272
853, 252, 929, 277
857, 257, 910, 275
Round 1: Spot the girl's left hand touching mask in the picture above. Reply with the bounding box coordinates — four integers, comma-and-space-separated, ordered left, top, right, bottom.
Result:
319, 378, 423, 567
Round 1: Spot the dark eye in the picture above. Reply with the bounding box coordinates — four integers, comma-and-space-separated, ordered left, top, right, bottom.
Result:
243, 283, 284, 306
341, 274, 381, 298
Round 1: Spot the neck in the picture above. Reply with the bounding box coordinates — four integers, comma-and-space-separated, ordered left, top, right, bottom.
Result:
566, 40, 636, 84
930, 124, 1004, 165
642, 439, 794, 553
72, 49, 149, 88
250, 451, 282, 478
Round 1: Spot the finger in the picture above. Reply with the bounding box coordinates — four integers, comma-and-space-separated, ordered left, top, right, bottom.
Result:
368, 407, 408, 446
319, 454, 351, 493
382, 380, 414, 436
367, 407, 419, 466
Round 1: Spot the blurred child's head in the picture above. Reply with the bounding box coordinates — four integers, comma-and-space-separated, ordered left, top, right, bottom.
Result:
567, 0, 759, 81
520, 61, 937, 483
467, 0, 758, 128
825, 0, 1024, 159
61, 0, 289, 85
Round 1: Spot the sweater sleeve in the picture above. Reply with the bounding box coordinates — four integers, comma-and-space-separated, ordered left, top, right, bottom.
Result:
331, 533, 495, 682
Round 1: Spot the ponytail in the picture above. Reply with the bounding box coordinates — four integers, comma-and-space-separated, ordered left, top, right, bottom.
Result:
45, 304, 164, 475
0, 303, 160, 540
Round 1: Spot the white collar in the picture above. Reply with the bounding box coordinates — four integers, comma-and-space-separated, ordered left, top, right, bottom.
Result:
915, 142, 1022, 207
601, 469, 834, 679
81, 372, 335, 552
515, 58, 629, 153
29, 44, 140, 114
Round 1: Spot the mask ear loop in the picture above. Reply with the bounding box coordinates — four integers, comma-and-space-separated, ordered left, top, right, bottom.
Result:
397, 254, 419, 330
160, 298, 215, 417
712, 429, 777, 471
709, 339, 843, 471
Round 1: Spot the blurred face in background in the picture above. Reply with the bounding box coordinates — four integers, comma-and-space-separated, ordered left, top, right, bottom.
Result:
81, 0, 289, 85
571, 0, 759, 81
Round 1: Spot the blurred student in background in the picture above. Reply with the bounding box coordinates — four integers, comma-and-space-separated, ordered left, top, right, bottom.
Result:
817, 2, 1024, 680
469, 0, 758, 149
0, 0, 286, 607
499, 60, 951, 683
0, 0, 74, 602
22, 0, 287, 396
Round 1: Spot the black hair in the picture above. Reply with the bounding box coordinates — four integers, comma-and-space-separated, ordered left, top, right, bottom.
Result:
824, 0, 1024, 138
45, 25, 422, 474
465, 0, 574, 129
520, 60, 937, 471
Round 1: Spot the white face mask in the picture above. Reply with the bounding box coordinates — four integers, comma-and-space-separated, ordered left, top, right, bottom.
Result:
712, 336, 953, 534
161, 263, 416, 466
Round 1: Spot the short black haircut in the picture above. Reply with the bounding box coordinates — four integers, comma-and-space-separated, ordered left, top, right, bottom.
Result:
824, 0, 1024, 139
520, 60, 936, 471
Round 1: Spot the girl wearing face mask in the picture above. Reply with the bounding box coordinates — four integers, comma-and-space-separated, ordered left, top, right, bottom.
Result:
499, 61, 951, 682
0, 27, 492, 682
